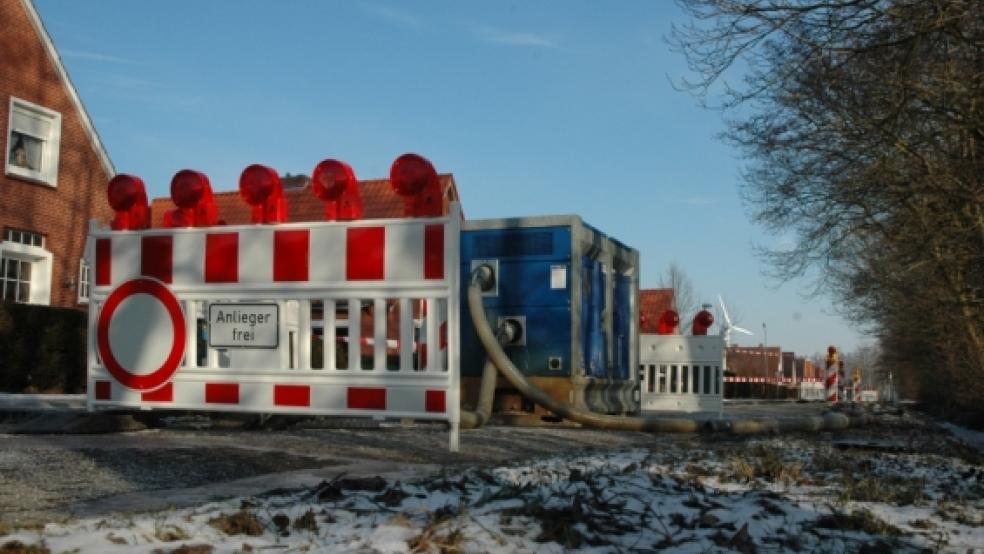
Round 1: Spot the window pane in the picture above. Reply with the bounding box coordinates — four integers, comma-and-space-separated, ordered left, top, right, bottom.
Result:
3, 283, 15, 301
681, 366, 689, 393
6, 260, 17, 279
32, 234, 42, 247
648, 365, 655, 393
17, 282, 29, 302
19, 260, 30, 281
704, 366, 711, 394
670, 365, 678, 393
8, 131, 43, 172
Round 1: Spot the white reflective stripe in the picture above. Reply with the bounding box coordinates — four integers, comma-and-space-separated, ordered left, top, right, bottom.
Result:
238, 227, 274, 283
111, 234, 140, 285
385, 223, 423, 281
309, 227, 346, 282
172, 233, 204, 285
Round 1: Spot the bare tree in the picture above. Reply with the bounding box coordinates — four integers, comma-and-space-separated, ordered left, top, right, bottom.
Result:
658, 262, 700, 326
670, 0, 984, 416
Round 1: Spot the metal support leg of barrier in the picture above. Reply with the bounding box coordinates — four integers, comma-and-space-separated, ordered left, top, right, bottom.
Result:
449, 421, 460, 452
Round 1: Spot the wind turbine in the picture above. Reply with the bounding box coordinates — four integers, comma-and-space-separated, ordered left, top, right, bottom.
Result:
718, 295, 753, 346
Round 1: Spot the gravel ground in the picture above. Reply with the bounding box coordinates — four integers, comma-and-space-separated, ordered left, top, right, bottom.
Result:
0, 404, 976, 531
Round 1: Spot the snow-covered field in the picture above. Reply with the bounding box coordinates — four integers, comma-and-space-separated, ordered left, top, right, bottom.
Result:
4, 432, 983, 553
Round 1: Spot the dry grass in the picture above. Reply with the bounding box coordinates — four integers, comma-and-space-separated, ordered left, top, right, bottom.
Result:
207, 511, 264, 536
154, 523, 191, 542
721, 445, 803, 486
292, 509, 319, 533
0, 541, 50, 554
152, 545, 214, 554
837, 475, 925, 506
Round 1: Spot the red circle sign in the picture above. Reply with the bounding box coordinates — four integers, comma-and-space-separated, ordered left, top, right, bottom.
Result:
96, 278, 186, 391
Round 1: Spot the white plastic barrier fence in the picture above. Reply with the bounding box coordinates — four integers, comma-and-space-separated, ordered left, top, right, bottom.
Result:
86, 204, 462, 450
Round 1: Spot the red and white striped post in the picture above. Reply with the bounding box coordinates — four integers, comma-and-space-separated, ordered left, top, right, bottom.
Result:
825, 345, 838, 402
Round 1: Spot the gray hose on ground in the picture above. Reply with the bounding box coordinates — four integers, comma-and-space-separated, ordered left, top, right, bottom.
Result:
467, 271, 701, 433
460, 359, 497, 429
467, 266, 868, 435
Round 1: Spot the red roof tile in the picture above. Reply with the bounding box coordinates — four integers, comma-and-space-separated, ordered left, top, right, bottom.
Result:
149, 174, 459, 227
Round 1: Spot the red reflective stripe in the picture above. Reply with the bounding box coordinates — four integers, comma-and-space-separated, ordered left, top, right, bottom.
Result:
142, 383, 173, 402
425, 390, 445, 413
141, 235, 173, 283
347, 387, 386, 410
95, 239, 112, 285
346, 227, 385, 280
205, 383, 239, 404
205, 233, 238, 283
274, 384, 310, 407
273, 229, 309, 282
423, 224, 444, 279
94, 380, 111, 400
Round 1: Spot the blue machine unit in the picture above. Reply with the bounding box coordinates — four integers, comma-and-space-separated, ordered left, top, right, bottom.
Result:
460, 215, 640, 416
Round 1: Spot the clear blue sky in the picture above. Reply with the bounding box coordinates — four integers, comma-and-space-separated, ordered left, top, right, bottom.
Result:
35, 0, 869, 357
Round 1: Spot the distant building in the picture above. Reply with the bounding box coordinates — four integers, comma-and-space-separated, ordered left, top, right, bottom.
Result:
725, 344, 782, 380
1, 0, 115, 307
782, 351, 796, 379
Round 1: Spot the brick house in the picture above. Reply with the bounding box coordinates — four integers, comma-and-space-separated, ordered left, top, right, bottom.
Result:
725, 344, 782, 380
1, 0, 115, 307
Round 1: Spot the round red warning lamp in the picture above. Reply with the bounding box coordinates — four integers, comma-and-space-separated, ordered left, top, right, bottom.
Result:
656, 309, 679, 335
107, 174, 145, 211
694, 310, 714, 327
171, 170, 210, 209
239, 164, 279, 205
312, 159, 357, 201
390, 153, 438, 197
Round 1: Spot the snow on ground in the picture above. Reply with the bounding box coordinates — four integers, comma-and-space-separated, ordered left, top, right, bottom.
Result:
3, 434, 983, 553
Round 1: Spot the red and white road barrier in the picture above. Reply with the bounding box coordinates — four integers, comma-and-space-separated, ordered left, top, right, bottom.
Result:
825, 346, 838, 403
87, 205, 463, 450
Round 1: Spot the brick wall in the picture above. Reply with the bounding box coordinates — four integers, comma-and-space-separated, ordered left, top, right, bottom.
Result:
0, 0, 113, 308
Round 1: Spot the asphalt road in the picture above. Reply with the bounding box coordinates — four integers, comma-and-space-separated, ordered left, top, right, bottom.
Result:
0, 400, 896, 528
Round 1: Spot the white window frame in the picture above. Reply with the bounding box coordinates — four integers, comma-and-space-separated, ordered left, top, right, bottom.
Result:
6, 97, 62, 187
78, 257, 90, 304
0, 241, 51, 306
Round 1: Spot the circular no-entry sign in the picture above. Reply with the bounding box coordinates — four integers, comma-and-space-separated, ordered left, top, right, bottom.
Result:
96, 278, 186, 391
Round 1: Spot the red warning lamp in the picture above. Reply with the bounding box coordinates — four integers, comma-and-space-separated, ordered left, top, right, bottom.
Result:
107, 174, 150, 230
656, 310, 680, 335
163, 170, 219, 228
239, 164, 287, 224
390, 153, 443, 217
692, 309, 714, 336
311, 159, 363, 221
